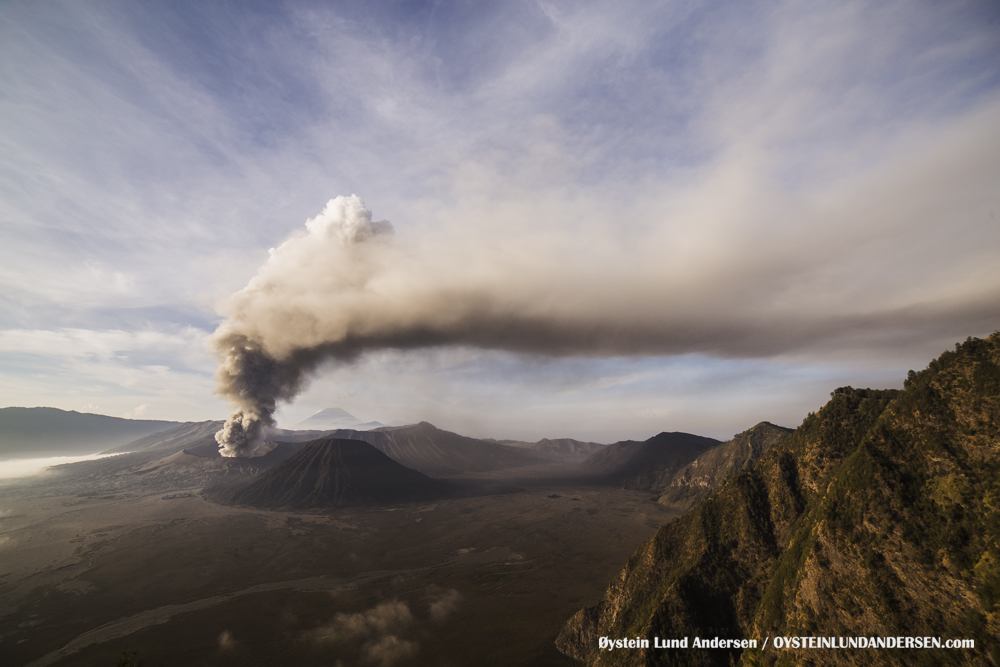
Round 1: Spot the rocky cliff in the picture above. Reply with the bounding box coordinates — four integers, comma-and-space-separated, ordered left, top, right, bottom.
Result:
658, 422, 793, 512
558, 334, 1000, 666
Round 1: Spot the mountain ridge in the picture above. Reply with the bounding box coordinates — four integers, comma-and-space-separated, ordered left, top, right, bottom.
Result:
498, 437, 607, 462
318, 421, 549, 476
578, 431, 723, 489
0, 407, 180, 458
657, 421, 794, 511
557, 333, 1000, 666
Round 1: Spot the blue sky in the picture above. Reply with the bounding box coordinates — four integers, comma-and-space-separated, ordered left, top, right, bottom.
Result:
1, 0, 998, 442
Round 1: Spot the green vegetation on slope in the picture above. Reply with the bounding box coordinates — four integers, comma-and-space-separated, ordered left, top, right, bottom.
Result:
558, 334, 1000, 667
658, 422, 794, 512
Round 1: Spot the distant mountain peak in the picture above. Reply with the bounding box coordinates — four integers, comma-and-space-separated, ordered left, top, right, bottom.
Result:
305, 407, 357, 421
292, 407, 382, 431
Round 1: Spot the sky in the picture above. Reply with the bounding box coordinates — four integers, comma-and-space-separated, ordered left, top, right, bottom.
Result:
1, 0, 998, 443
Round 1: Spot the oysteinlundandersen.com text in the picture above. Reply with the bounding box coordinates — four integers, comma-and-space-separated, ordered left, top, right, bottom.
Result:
597, 635, 975, 652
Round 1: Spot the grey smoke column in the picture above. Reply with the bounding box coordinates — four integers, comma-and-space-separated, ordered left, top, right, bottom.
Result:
211, 176, 996, 455
212, 334, 312, 456
210, 192, 733, 457
212, 196, 394, 457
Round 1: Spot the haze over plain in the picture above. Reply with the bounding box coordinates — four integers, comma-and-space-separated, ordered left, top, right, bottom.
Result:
1, 0, 998, 443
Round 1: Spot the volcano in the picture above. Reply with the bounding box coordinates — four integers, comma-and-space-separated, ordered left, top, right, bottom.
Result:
222, 437, 450, 509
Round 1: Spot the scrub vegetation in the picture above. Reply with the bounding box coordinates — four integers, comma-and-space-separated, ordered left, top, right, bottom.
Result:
559, 334, 1000, 666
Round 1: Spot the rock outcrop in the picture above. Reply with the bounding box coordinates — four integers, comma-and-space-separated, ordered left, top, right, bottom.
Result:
658, 422, 793, 511
558, 334, 1000, 666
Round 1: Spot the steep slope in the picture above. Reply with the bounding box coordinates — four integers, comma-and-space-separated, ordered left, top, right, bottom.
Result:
320, 422, 548, 476
579, 432, 723, 490
105, 421, 360, 457
557, 334, 1000, 666
658, 422, 793, 511
134, 441, 304, 484
528, 438, 607, 462
101, 420, 225, 454
577, 439, 645, 475
223, 438, 450, 509
0, 407, 179, 458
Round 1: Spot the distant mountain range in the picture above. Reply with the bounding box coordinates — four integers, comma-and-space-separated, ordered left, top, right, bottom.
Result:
8, 403, 801, 529
95, 420, 552, 478
4, 401, 788, 516
499, 437, 606, 461
1, 403, 608, 473
0, 407, 180, 458
90, 417, 790, 517
100, 421, 340, 456
557, 334, 1000, 666
317, 422, 551, 476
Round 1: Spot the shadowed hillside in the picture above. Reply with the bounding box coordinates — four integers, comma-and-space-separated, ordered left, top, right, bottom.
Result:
501, 437, 607, 462
132, 441, 305, 485
579, 432, 723, 490
558, 334, 1000, 666
0, 407, 179, 458
658, 422, 793, 511
320, 422, 548, 476
101, 420, 225, 455
221, 437, 452, 509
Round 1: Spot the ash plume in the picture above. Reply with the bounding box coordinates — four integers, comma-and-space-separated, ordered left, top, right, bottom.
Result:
213, 169, 999, 455
213, 196, 395, 456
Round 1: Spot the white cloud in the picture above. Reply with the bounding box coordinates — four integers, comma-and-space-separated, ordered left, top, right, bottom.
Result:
123, 404, 150, 419
0, 327, 224, 421
0, 327, 211, 369
0, 0, 997, 431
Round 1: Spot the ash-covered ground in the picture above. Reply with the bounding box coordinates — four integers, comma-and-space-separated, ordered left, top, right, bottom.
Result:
0, 454, 676, 667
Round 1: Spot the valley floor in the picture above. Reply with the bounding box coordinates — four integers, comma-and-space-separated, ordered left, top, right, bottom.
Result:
0, 470, 677, 667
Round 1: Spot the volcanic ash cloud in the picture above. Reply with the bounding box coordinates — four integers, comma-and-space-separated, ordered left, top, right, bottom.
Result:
210, 149, 998, 456
211, 193, 692, 457
213, 192, 741, 457
206, 191, 850, 456
212, 195, 395, 456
